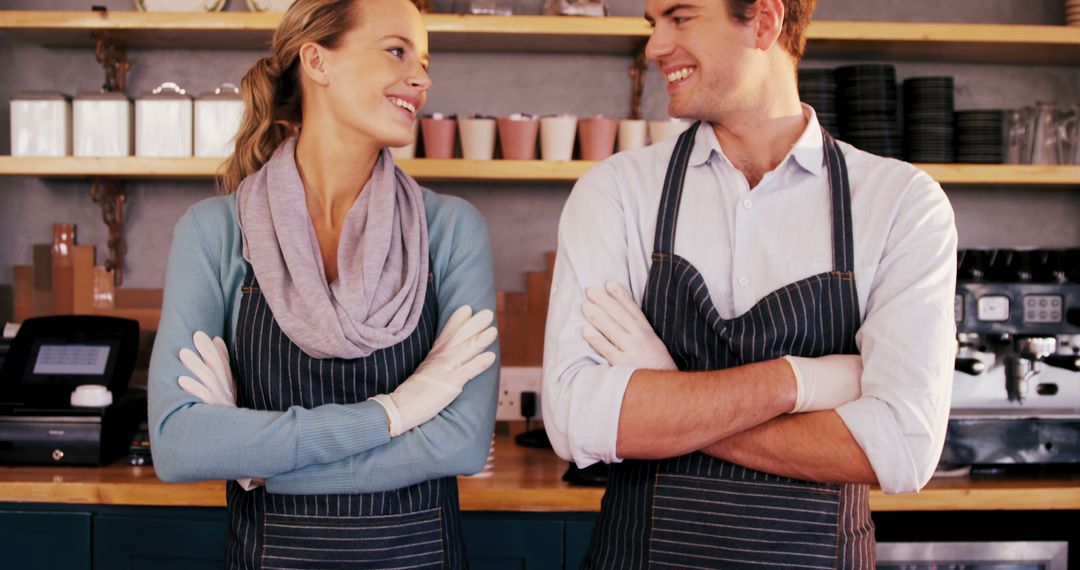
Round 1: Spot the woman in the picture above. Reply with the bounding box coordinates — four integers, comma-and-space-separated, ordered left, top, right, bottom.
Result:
147, 0, 499, 567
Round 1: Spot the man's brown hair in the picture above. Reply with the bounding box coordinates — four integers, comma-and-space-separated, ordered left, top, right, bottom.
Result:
725, 0, 816, 62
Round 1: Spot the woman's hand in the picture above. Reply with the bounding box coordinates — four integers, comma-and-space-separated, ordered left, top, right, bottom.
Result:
581, 281, 678, 371
371, 305, 498, 437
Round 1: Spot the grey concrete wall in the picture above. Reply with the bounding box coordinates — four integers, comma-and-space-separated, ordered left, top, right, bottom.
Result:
1, 0, 1078, 294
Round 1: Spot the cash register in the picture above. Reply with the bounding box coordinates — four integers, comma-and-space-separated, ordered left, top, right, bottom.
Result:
0, 316, 146, 466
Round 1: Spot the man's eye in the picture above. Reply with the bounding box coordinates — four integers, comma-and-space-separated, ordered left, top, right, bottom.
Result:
673, 16, 689, 24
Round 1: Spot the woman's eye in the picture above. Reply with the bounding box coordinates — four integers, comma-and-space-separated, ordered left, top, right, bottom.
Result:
388, 47, 405, 58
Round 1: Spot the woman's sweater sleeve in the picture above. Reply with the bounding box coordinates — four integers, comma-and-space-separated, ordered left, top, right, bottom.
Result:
264, 195, 499, 495
148, 199, 392, 483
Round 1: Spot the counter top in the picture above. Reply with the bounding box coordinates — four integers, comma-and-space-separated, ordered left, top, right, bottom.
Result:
1, 435, 1078, 512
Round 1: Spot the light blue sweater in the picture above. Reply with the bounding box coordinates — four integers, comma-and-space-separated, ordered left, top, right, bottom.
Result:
148, 189, 498, 495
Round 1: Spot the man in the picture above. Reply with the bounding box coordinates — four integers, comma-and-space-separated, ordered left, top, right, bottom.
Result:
541, 0, 957, 567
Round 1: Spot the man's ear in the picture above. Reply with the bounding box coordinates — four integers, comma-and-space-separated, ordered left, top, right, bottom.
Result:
753, 0, 785, 52
298, 41, 330, 86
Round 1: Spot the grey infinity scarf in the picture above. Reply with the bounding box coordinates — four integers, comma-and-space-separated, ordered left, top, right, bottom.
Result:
235, 136, 429, 359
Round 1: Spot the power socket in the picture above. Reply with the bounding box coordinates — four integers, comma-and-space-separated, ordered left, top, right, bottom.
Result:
496, 366, 543, 421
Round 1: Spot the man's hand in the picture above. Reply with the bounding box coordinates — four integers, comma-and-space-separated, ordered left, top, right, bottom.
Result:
782, 354, 863, 413
581, 281, 677, 371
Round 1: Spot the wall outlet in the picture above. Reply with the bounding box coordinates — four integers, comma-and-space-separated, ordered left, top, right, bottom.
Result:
496, 366, 543, 421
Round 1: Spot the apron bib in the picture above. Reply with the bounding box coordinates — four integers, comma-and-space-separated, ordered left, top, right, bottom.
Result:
226, 268, 467, 570
582, 123, 875, 569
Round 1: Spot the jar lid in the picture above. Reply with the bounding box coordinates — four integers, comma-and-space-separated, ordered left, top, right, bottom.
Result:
197, 83, 242, 100
74, 91, 130, 101
11, 91, 69, 101
137, 82, 191, 101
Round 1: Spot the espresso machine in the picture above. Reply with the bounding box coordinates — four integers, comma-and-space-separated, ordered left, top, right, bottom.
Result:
943, 248, 1080, 469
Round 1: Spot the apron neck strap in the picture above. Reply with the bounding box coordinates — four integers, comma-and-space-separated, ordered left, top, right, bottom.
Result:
652, 121, 701, 254
822, 129, 856, 273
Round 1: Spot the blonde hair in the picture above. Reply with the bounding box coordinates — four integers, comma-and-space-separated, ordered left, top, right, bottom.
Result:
220, 0, 362, 192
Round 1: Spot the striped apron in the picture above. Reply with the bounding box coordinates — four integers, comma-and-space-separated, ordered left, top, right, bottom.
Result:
582, 123, 874, 569
225, 267, 467, 570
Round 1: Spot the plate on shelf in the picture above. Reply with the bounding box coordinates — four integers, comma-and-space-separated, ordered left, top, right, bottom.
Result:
246, 0, 297, 11
134, 0, 228, 11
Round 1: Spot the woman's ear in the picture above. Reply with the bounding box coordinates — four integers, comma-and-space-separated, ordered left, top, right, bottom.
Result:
298, 41, 331, 87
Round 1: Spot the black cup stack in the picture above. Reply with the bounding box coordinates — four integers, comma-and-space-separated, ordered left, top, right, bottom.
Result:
954, 110, 1005, 164
836, 64, 902, 158
798, 68, 839, 135
902, 76, 955, 163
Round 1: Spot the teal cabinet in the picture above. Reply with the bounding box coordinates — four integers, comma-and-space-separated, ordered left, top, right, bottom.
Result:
462, 515, 564, 569
564, 520, 595, 570
93, 509, 228, 570
0, 510, 91, 570
0, 503, 600, 569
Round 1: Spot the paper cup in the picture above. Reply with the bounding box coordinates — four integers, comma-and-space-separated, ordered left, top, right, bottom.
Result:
498, 115, 540, 160
421, 116, 457, 159
578, 116, 619, 161
459, 117, 497, 160
540, 115, 578, 161
618, 119, 647, 152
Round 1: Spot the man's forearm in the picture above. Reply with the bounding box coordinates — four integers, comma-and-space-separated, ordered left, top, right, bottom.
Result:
701, 410, 877, 485
615, 359, 796, 460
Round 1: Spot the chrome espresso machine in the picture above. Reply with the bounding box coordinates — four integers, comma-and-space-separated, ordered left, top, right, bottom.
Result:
943, 248, 1080, 470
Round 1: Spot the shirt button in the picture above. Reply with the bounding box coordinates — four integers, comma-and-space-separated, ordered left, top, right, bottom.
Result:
738, 276, 750, 287
742, 199, 753, 209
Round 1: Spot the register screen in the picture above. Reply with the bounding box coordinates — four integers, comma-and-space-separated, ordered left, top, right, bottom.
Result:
32, 344, 111, 376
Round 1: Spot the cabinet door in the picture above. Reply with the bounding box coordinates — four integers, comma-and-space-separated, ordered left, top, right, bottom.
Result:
463, 517, 563, 569
0, 510, 91, 570
93, 510, 228, 570
565, 520, 596, 570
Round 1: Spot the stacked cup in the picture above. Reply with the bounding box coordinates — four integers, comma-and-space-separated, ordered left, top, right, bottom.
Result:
421, 113, 456, 159
459, 115, 497, 160
540, 114, 577, 161
579, 116, 619, 161
1068, 0, 1080, 25
499, 114, 540, 160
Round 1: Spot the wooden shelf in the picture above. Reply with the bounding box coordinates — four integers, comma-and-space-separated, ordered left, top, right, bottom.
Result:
3, 156, 1080, 186
2, 11, 1080, 62
0, 156, 593, 182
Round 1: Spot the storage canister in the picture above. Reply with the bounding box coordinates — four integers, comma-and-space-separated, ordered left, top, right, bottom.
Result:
10, 91, 71, 157
195, 83, 244, 157
135, 82, 193, 157
73, 91, 132, 157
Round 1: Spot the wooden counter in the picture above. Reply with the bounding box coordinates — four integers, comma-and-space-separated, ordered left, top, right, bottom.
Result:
1, 435, 1078, 512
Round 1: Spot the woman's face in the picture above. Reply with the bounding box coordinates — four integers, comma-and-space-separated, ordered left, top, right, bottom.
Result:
319, 0, 431, 149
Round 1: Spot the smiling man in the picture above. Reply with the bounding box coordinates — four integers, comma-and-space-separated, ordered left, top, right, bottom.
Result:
541, 0, 958, 567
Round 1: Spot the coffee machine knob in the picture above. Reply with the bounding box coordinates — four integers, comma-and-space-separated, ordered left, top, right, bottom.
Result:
1044, 354, 1080, 372
954, 357, 987, 375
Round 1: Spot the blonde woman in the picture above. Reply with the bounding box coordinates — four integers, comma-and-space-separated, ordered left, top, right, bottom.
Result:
147, 0, 498, 567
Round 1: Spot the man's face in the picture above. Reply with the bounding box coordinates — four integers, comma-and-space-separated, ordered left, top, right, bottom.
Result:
644, 0, 759, 121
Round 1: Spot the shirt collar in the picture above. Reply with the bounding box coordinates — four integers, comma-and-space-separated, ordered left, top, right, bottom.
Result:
687, 104, 826, 179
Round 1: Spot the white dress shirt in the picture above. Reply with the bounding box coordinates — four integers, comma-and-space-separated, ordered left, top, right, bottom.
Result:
542, 107, 958, 494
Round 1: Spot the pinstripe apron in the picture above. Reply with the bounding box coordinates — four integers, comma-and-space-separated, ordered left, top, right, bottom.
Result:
225, 266, 467, 570
582, 123, 874, 569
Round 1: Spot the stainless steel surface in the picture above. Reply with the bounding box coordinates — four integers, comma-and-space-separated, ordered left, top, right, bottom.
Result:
877, 541, 1067, 570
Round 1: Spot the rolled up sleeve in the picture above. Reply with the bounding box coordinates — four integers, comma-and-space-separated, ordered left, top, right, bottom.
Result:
837, 172, 957, 494
543, 163, 643, 468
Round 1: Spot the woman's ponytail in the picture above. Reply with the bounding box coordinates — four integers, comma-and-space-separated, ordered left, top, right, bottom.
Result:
218, 0, 361, 193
